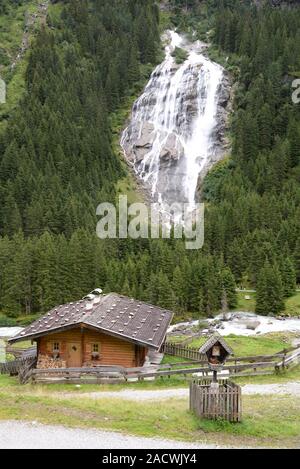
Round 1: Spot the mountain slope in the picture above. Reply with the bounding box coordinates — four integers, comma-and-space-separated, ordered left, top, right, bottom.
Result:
0, 0, 299, 321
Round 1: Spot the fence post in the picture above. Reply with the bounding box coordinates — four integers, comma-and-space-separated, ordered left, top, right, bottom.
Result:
282, 349, 287, 370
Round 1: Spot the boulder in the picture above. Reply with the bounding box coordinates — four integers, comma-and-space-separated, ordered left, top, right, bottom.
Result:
246, 321, 261, 331
159, 133, 184, 164
217, 73, 231, 108
134, 122, 155, 149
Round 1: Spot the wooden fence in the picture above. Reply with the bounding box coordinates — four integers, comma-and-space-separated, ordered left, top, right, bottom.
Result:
28, 359, 280, 384
2, 345, 300, 385
164, 341, 289, 365
190, 379, 242, 422
6, 345, 36, 359
0, 347, 37, 381
31, 366, 126, 384
276, 346, 300, 371
0, 355, 36, 377
0, 360, 19, 376
163, 342, 206, 361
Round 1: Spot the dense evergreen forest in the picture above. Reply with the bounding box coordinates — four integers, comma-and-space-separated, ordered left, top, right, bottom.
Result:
0, 0, 25, 15
0, 0, 299, 323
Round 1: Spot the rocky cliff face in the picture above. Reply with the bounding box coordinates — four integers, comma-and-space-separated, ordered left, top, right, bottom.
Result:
121, 31, 231, 209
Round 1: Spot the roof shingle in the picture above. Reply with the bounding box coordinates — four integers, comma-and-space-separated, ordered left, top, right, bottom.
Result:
9, 293, 173, 350
198, 334, 234, 355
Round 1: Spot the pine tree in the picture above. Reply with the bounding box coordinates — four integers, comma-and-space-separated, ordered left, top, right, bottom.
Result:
294, 239, 300, 283
221, 267, 237, 309
288, 122, 300, 167
157, 271, 176, 310
256, 262, 285, 316
280, 257, 296, 298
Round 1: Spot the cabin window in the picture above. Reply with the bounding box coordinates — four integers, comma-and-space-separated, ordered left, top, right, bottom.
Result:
91, 343, 101, 360
51, 341, 60, 359
53, 342, 60, 352
92, 343, 99, 353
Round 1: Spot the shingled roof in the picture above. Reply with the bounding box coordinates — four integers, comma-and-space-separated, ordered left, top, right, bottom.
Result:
9, 293, 174, 350
198, 334, 234, 355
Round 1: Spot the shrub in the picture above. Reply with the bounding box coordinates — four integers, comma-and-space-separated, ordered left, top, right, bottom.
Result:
171, 47, 188, 64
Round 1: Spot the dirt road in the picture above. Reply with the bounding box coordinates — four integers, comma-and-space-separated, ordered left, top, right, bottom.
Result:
0, 421, 225, 449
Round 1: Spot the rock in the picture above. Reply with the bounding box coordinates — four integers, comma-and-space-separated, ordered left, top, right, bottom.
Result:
222, 313, 232, 321
134, 122, 155, 149
159, 133, 184, 164
124, 122, 155, 163
217, 75, 231, 108
121, 30, 232, 208
246, 321, 260, 331
169, 63, 181, 73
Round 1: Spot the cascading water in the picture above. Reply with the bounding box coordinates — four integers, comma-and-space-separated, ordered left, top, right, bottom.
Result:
121, 31, 228, 210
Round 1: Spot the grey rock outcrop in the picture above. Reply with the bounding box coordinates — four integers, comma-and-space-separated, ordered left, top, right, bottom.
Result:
121, 30, 230, 207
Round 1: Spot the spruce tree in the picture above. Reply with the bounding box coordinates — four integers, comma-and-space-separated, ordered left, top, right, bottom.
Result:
256, 262, 285, 316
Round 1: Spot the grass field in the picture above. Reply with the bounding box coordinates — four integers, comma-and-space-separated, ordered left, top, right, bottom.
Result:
0, 374, 300, 447
235, 291, 257, 312
168, 332, 297, 358
187, 332, 294, 357
286, 292, 300, 316
235, 291, 300, 317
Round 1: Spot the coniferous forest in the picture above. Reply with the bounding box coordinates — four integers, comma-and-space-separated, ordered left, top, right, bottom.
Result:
0, 0, 300, 323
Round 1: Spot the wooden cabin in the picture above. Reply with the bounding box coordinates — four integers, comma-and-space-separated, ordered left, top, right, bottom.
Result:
9, 293, 173, 369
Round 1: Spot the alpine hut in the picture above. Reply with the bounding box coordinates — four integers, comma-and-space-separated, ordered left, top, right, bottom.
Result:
9, 293, 173, 369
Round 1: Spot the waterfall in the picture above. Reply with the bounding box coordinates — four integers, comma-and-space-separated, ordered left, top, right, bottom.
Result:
121, 31, 227, 210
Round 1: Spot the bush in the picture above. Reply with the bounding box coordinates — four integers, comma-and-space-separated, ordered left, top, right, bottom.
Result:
202, 158, 233, 202
171, 47, 188, 64
0, 315, 17, 327
16, 314, 41, 326
0, 48, 9, 66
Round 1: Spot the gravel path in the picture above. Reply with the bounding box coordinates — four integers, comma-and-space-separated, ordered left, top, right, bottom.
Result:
64, 388, 189, 401
62, 381, 300, 401
0, 421, 223, 449
243, 382, 300, 396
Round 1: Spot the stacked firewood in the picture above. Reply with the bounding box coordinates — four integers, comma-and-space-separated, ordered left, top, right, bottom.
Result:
37, 354, 66, 369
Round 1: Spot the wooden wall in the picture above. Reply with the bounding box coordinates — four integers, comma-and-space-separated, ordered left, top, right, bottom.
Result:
37, 326, 147, 368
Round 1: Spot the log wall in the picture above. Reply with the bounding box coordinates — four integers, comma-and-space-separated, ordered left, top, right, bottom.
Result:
37, 327, 147, 369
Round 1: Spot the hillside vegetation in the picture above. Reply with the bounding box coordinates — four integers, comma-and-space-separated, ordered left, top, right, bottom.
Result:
0, 0, 299, 322
0, 1, 43, 129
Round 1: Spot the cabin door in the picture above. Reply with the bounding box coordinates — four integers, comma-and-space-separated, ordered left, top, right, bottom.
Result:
67, 342, 81, 367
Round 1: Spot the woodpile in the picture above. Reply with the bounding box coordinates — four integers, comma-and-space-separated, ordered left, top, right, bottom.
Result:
37, 354, 66, 369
